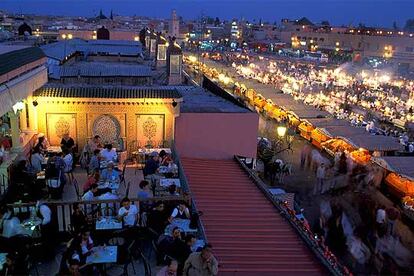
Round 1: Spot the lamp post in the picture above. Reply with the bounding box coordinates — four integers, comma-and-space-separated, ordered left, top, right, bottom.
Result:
273, 125, 293, 155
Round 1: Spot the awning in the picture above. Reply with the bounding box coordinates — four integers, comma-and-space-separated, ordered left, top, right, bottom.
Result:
374, 156, 414, 180
0, 66, 47, 117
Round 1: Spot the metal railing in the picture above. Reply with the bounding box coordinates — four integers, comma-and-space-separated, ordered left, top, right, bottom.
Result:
7, 195, 187, 233
234, 155, 350, 276
171, 142, 209, 244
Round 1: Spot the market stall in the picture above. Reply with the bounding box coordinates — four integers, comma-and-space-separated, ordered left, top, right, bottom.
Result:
321, 138, 356, 157
373, 156, 414, 200
349, 148, 371, 165
385, 173, 414, 198
298, 121, 314, 141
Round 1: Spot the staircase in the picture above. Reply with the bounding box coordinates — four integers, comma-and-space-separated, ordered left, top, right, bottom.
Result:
182, 158, 324, 275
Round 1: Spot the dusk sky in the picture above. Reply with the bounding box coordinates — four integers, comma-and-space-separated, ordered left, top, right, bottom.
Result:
1, 0, 414, 28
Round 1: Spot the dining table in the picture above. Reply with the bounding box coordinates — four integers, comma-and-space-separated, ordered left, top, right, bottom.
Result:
86, 246, 117, 264
160, 178, 181, 188
95, 217, 123, 231
21, 216, 42, 237
165, 219, 197, 235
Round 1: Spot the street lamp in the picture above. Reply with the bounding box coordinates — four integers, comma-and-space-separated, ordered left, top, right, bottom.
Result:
277, 125, 287, 138
12, 101, 24, 114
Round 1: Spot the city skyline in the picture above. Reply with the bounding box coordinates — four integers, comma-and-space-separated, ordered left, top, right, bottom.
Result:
2, 0, 414, 28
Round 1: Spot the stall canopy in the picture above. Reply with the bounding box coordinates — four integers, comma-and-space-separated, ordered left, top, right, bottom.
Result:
376, 156, 414, 181
346, 135, 402, 152
305, 118, 350, 128
318, 125, 366, 139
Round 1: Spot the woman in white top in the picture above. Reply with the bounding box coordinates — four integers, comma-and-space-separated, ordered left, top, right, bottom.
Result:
30, 148, 45, 173
100, 144, 117, 162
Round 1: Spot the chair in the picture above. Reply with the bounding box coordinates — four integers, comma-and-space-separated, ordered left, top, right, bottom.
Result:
65, 170, 74, 185
119, 161, 128, 189
72, 177, 81, 200
125, 181, 131, 198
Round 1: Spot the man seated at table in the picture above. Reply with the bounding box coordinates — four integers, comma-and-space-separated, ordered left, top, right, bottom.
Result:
143, 152, 160, 177
101, 144, 117, 162
183, 244, 219, 276
82, 184, 98, 201
147, 201, 169, 236
169, 201, 191, 222
100, 162, 119, 182
117, 197, 139, 227
170, 234, 196, 271
137, 180, 153, 199
69, 229, 94, 263
157, 227, 182, 264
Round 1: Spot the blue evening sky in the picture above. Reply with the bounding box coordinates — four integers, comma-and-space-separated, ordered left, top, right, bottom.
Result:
1, 0, 413, 28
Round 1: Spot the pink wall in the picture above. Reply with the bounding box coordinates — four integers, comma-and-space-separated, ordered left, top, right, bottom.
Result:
175, 113, 259, 159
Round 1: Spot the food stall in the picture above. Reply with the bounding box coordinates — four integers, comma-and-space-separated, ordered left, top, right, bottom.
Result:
297, 121, 314, 141
373, 156, 414, 205
321, 138, 356, 156
385, 173, 414, 198
310, 128, 330, 148
349, 148, 371, 165
253, 93, 267, 110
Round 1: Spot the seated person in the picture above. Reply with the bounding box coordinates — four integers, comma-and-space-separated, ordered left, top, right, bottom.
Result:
117, 197, 139, 227
83, 170, 100, 193
157, 227, 182, 262
87, 135, 102, 154
88, 149, 101, 173
0, 206, 26, 238
148, 201, 169, 235
34, 135, 48, 155
69, 229, 94, 264
137, 180, 153, 199
100, 144, 117, 162
143, 152, 159, 177
100, 162, 119, 182
98, 192, 119, 216
168, 184, 179, 196
159, 150, 169, 165
170, 234, 196, 269
169, 202, 191, 222
70, 203, 87, 234
82, 184, 98, 201
30, 148, 45, 173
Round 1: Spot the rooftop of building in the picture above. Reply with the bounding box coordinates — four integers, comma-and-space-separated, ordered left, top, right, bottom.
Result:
0, 46, 45, 78
33, 84, 182, 99
49, 61, 153, 79
40, 38, 143, 62
175, 85, 251, 113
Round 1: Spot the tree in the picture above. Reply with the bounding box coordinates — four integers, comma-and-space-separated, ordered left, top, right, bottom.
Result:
404, 19, 414, 32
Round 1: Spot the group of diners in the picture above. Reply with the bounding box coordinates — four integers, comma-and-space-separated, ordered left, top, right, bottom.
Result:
0, 202, 56, 275
57, 196, 217, 276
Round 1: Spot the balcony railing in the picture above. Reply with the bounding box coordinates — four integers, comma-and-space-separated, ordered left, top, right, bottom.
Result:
171, 142, 209, 244
7, 195, 187, 232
